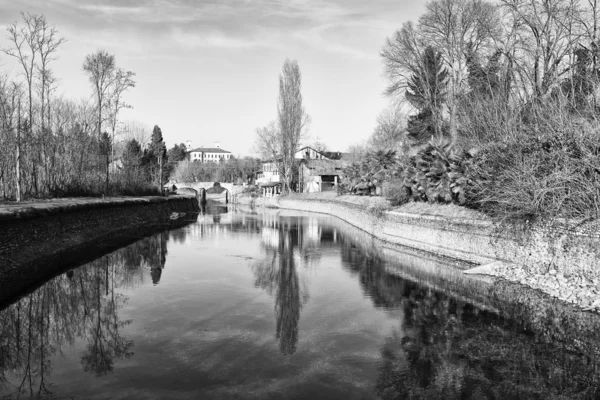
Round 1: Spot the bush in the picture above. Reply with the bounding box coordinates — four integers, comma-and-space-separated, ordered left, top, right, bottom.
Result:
461, 97, 600, 221
401, 140, 474, 205
383, 179, 409, 206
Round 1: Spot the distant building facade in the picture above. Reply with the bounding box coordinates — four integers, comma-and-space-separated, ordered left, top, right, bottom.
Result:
187, 142, 232, 163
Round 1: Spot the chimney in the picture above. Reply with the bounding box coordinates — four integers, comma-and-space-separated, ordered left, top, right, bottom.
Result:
185, 141, 192, 151
215, 142, 220, 149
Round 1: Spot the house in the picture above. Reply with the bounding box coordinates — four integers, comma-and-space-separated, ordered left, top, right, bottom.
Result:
255, 146, 333, 186
255, 145, 349, 194
187, 142, 232, 163
298, 158, 349, 193
255, 159, 280, 186
294, 146, 328, 160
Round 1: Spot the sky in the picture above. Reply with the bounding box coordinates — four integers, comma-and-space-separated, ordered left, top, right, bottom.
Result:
0, 0, 426, 156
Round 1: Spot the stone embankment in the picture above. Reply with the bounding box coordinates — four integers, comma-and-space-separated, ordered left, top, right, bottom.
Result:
238, 192, 600, 313
0, 196, 199, 305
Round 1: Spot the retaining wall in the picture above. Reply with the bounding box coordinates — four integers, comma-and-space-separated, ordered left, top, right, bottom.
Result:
242, 195, 600, 279
0, 196, 199, 272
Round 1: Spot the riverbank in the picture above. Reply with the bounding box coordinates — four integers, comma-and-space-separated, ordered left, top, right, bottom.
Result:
239, 192, 600, 313
0, 196, 199, 306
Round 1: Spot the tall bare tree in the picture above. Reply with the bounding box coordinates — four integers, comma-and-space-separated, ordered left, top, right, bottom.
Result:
256, 59, 310, 193
83, 50, 116, 138
278, 59, 310, 192
36, 16, 65, 132
107, 68, 136, 167
0, 77, 23, 201
3, 13, 42, 131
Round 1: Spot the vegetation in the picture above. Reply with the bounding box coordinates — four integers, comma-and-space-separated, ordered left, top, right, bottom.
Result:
0, 13, 165, 201
342, 0, 600, 221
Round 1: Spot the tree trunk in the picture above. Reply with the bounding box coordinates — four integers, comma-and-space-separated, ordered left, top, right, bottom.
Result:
105, 154, 109, 195
158, 154, 163, 194
15, 99, 21, 202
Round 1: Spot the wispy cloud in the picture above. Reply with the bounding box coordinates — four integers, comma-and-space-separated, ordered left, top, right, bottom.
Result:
0, 0, 403, 57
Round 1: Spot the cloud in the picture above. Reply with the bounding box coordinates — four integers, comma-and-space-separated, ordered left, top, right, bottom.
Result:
0, 0, 404, 56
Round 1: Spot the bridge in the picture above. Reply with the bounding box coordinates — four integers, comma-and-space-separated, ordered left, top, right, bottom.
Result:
170, 182, 244, 203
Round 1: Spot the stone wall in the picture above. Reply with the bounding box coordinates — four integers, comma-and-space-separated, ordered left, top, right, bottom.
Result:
0, 196, 198, 275
244, 195, 600, 279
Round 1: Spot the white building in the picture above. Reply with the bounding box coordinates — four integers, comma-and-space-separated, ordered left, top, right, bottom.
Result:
187, 142, 232, 163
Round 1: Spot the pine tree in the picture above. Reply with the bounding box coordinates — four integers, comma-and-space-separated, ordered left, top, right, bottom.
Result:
148, 125, 168, 190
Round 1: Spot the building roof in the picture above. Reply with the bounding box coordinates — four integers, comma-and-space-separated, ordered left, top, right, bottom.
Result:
321, 151, 350, 160
260, 182, 282, 187
188, 147, 231, 154
301, 158, 349, 175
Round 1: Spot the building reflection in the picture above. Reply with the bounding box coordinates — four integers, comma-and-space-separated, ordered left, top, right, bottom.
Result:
185, 207, 261, 243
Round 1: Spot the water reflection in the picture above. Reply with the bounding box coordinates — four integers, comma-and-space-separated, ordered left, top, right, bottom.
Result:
2, 209, 600, 399
252, 216, 308, 355
333, 219, 600, 399
0, 231, 174, 398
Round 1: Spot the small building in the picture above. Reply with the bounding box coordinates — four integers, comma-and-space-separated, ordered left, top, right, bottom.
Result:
255, 159, 280, 186
298, 158, 349, 193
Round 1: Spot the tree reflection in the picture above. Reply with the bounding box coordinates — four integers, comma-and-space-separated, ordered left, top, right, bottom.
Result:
252, 217, 307, 355
336, 235, 600, 400
275, 237, 301, 355
0, 230, 174, 398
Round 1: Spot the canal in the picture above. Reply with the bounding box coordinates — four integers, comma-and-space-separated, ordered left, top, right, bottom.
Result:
1, 206, 600, 399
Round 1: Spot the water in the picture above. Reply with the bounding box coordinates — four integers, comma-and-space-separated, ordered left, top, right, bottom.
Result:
1, 206, 600, 399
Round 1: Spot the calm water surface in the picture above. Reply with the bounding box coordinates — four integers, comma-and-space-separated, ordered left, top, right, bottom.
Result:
1, 206, 600, 399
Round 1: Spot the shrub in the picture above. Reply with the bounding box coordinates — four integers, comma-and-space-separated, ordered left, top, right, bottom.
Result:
401, 139, 474, 205
383, 179, 409, 206
466, 124, 600, 221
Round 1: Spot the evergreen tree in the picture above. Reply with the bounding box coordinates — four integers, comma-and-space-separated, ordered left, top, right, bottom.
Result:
405, 46, 449, 143
465, 48, 503, 100
147, 125, 168, 188
167, 143, 187, 162
150, 125, 164, 156
122, 138, 142, 183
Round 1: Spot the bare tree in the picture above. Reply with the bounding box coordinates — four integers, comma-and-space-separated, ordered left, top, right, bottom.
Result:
500, 0, 582, 98
418, 0, 501, 137
368, 105, 407, 152
107, 68, 136, 167
3, 13, 42, 131
120, 120, 151, 149
381, 22, 426, 99
35, 16, 65, 132
0, 77, 23, 201
83, 50, 116, 137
